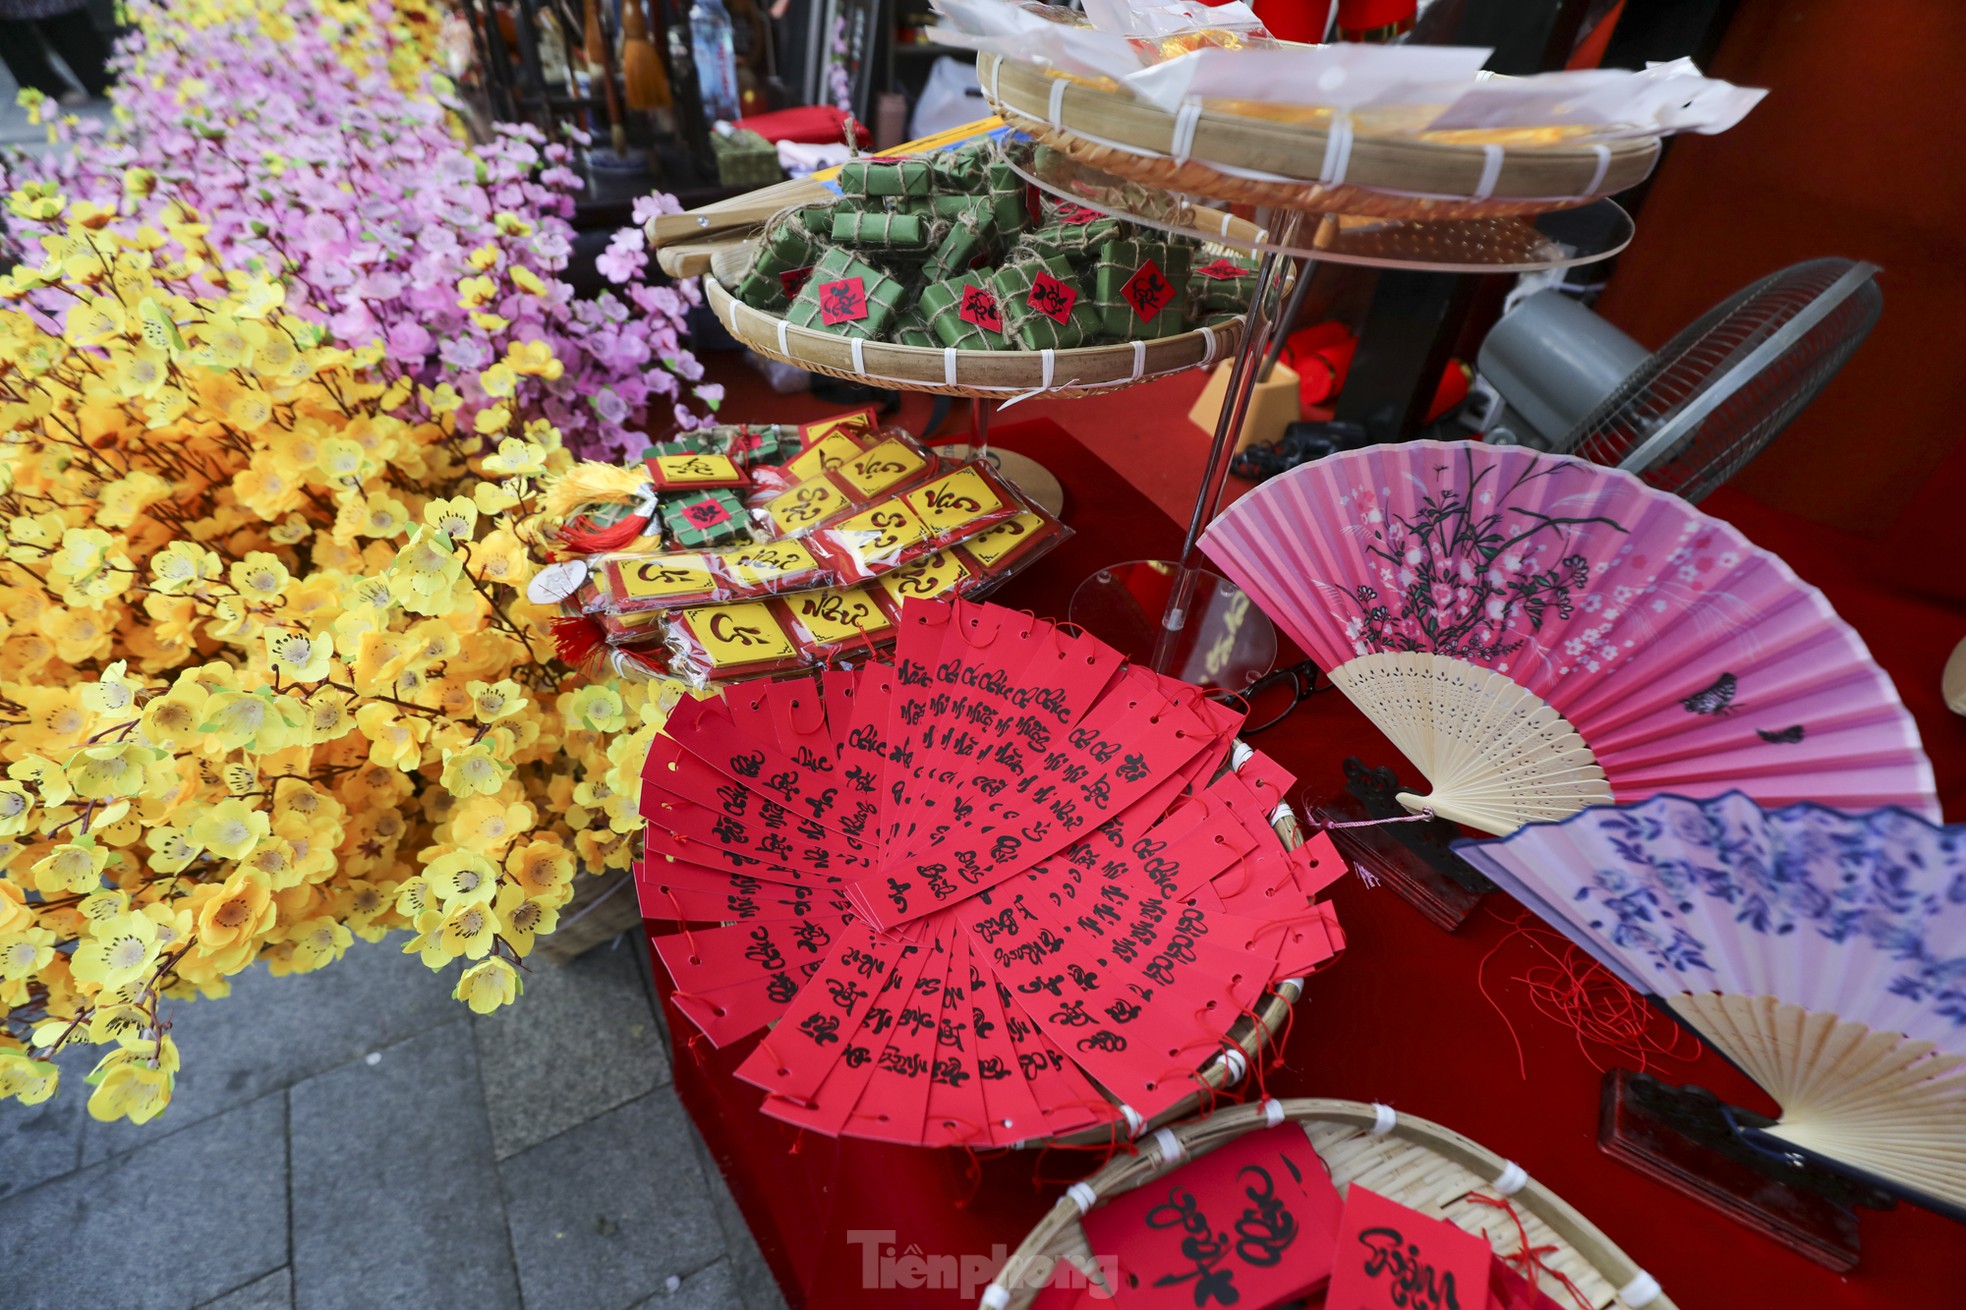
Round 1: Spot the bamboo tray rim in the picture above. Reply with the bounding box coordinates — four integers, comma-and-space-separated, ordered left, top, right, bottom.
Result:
989, 1096, 1678, 1309
705, 273, 1246, 400
978, 52, 1660, 207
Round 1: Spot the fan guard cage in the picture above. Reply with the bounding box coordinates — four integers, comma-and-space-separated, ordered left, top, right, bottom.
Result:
1561, 258, 1881, 503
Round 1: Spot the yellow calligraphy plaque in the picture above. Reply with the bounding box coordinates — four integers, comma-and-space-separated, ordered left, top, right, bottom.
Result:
902, 466, 1003, 535
684, 601, 797, 666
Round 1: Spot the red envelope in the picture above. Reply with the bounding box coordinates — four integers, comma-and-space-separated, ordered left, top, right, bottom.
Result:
1082, 1124, 1343, 1310
1326, 1186, 1493, 1310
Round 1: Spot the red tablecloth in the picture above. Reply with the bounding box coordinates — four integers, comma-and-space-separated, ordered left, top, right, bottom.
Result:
649, 420, 1966, 1308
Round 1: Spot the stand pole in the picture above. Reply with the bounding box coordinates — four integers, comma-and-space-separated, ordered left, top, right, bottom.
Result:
1149, 208, 1306, 673
969, 396, 990, 465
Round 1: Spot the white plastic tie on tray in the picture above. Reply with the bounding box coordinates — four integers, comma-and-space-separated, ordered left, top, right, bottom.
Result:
944, 346, 959, 386
1263, 1098, 1286, 1127
1369, 1102, 1398, 1135
1230, 740, 1255, 770
1580, 143, 1612, 199
1153, 1128, 1185, 1164
1171, 97, 1203, 164
1120, 1103, 1146, 1137
1199, 324, 1216, 367
849, 336, 866, 375
1493, 1160, 1529, 1196
1049, 76, 1069, 130
981, 1283, 1012, 1310
1066, 1182, 1099, 1214
1474, 143, 1505, 199
1618, 1271, 1663, 1308
775, 318, 789, 356
1268, 800, 1293, 828
1130, 340, 1146, 380
1319, 110, 1354, 186
1219, 1046, 1247, 1084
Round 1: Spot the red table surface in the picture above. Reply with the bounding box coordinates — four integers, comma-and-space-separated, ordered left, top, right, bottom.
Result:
647, 420, 1966, 1308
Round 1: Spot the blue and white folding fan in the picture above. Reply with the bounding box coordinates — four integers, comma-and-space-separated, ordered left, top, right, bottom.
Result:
1456, 792, 1966, 1213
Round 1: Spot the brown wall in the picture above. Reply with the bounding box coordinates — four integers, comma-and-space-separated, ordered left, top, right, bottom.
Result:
1591, 0, 1966, 598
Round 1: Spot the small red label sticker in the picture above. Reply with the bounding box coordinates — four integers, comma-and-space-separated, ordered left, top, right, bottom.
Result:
1121, 259, 1174, 323
1195, 258, 1253, 281
780, 266, 815, 297
816, 277, 869, 326
958, 284, 1003, 334
682, 496, 733, 528
1026, 273, 1077, 325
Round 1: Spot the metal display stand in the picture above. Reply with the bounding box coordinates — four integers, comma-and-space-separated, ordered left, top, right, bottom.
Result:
1005, 147, 1634, 685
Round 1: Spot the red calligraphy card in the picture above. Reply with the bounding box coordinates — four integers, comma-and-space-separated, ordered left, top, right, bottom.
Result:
653, 915, 850, 1000
1193, 258, 1254, 281
958, 283, 1004, 334
761, 675, 838, 765
665, 695, 854, 831
1326, 1187, 1494, 1310
1027, 272, 1079, 324
1120, 260, 1175, 323
1083, 1124, 1343, 1310
780, 265, 814, 298
763, 938, 932, 1135
816, 276, 869, 325
962, 948, 1049, 1144
921, 936, 995, 1147
635, 859, 848, 925
666, 954, 825, 1047
844, 930, 954, 1145
735, 919, 909, 1102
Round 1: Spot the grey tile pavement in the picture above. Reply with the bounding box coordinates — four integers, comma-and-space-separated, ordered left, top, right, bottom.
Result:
0, 934, 785, 1310
0, 1090, 289, 1310
475, 940, 671, 1160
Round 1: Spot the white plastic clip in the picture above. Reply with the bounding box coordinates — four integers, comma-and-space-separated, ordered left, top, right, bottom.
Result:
1618, 1271, 1662, 1308
849, 336, 866, 375
1474, 144, 1505, 200
1318, 111, 1354, 186
1040, 347, 1055, 390
981, 1283, 1012, 1310
1171, 98, 1203, 164
1279, 976, 1304, 994
1153, 1128, 1185, 1164
1048, 76, 1069, 130
1230, 740, 1255, 770
1369, 1102, 1397, 1136
1066, 1182, 1098, 1214
1268, 800, 1294, 829
944, 346, 958, 387
1583, 142, 1612, 198
984, 55, 1001, 105
1263, 1098, 1286, 1127
1493, 1161, 1529, 1196
1199, 325, 1217, 368
1119, 1104, 1146, 1137
775, 318, 790, 356
1219, 1046, 1248, 1084
1130, 339, 1146, 380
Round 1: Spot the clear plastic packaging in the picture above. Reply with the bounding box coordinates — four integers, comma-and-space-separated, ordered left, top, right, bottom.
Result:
591, 552, 729, 612
775, 585, 899, 663
665, 600, 816, 685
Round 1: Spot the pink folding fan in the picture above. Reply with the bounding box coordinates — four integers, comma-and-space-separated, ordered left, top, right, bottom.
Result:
1200, 441, 1938, 834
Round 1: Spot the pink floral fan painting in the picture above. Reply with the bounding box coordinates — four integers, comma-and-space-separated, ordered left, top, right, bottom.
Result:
1201, 441, 1937, 835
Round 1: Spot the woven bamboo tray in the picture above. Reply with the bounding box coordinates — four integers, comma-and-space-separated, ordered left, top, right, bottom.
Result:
1038, 740, 1313, 1148
979, 53, 1661, 220
988, 1097, 1676, 1309
704, 273, 1246, 400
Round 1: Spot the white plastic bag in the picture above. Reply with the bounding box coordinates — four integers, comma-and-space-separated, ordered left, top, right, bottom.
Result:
910, 55, 989, 138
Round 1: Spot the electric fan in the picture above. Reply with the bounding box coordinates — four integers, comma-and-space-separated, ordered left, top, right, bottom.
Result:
1455, 792, 1966, 1221
1199, 441, 1939, 835
1479, 259, 1881, 502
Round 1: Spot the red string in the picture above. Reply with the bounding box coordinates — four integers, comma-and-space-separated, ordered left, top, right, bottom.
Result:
1475, 907, 1704, 1079
1462, 1193, 1594, 1310
557, 510, 652, 554
549, 614, 608, 666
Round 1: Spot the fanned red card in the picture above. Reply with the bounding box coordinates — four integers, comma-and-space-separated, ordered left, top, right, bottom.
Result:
639, 600, 1349, 1147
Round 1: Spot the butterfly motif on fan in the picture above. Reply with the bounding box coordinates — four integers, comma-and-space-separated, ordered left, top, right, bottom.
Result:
636, 599, 1347, 1147
1201, 441, 1939, 835
1458, 794, 1966, 1216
